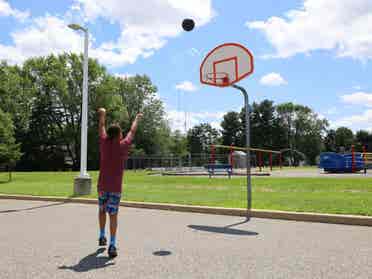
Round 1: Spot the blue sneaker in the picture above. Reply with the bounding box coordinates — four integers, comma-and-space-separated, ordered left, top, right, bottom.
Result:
108, 245, 118, 258
98, 236, 107, 246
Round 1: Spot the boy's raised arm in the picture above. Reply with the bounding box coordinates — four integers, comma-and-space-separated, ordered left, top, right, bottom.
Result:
123, 113, 143, 144
98, 108, 107, 138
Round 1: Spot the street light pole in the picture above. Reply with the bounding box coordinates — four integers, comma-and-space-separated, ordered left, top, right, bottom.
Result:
81, 28, 89, 178
68, 23, 92, 195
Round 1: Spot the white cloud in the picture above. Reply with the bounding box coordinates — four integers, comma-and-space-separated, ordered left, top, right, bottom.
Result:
73, 0, 215, 67
317, 113, 326, 120
0, 0, 29, 21
114, 73, 134, 79
166, 109, 224, 132
0, 16, 84, 65
332, 109, 372, 130
0, 1, 214, 67
259, 72, 287, 86
191, 111, 225, 119
175, 81, 198, 92
247, 0, 372, 60
210, 121, 222, 131
341, 92, 372, 107
326, 107, 338, 115
189, 47, 201, 56
353, 85, 362, 90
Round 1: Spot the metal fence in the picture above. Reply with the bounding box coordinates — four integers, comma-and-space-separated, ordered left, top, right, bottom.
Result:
126, 152, 282, 171
126, 153, 215, 171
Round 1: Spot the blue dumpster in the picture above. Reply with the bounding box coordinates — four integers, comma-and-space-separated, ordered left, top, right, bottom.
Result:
319, 152, 364, 172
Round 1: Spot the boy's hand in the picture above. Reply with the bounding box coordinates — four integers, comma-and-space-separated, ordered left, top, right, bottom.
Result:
98, 108, 106, 116
135, 113, 144, 120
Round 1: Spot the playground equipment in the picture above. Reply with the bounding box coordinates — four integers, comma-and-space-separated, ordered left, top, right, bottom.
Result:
204, 162, 233, 178
362, 145, 372, 172
319, 145, 371, 173
200, 42, 254, 218
208, 145, 282, 175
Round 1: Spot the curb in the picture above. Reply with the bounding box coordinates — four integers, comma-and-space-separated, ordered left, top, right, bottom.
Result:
1, 194, 372, 227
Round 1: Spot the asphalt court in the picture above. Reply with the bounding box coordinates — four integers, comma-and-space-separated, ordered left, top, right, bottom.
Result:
1, 199, 372, 279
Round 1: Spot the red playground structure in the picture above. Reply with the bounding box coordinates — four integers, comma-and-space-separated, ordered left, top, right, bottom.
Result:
209, 144, 282, 174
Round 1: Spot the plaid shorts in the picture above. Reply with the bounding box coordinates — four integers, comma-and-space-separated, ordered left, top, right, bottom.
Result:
98, 191, 121, 215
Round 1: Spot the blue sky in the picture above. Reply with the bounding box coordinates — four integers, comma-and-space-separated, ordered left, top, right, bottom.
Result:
1, 0, 372, 132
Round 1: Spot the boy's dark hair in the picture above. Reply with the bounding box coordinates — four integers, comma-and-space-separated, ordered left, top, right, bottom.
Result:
107, 124, 122, 140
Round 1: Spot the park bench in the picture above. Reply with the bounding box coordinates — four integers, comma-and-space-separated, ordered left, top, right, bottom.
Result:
204, 163, 232, 178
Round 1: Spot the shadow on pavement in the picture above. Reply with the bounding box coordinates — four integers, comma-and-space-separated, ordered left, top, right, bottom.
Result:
224, 217, 250, 228
153, 250, 172, 256
59, 248, 114, 272
0, 201, 67, 214
188, 222, 258, 236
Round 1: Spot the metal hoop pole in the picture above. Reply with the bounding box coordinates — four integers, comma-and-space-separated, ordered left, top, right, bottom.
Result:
232, 84, 251, 219
363, 145, 367, 174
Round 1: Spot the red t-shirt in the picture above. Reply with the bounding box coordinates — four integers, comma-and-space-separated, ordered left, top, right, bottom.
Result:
97, 132, 133, 193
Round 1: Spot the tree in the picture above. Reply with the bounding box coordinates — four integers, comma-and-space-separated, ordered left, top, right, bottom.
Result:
324, 129, 337, 152
220, 111, 241, 146
169, 130, 188, 157
249, 100, 278, 149
0, 62, 32, 129
0, 61, 34, 153
238, 100, 287, 151
16, 54, 126, 170
187, 123, 219, 154
0, 109, 21, 168
276, 103, 297, 157
224, 101, 326, 165
355, 130, 372, 152
356, 130, 369, 145
335, 127, 354, 152
297, 115, 328, 165
276, 102, 327, 165
116, 75, 170, 155
1, 54, 174, 170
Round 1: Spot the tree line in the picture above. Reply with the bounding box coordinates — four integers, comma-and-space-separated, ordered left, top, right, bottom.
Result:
0, 54, 173, 170
188, 101, 372, 165
0, 54, 370, 170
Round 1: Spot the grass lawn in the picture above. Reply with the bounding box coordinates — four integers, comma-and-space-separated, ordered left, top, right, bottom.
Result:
1, 171, 372, 216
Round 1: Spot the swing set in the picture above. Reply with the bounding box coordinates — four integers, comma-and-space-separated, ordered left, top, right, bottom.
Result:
209, 144, 282, 175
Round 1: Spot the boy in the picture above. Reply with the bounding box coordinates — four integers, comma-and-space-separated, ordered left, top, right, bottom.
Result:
97, 108, 143, 258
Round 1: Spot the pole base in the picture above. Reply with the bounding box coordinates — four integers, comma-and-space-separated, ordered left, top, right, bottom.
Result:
73, 176, 92, 196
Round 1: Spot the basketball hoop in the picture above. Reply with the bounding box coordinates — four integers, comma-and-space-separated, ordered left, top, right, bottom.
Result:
205, 72, 230, 87
200, 43, 254, 87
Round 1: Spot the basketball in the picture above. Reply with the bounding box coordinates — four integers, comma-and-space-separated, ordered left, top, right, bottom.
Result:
182, 18, 195, 31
